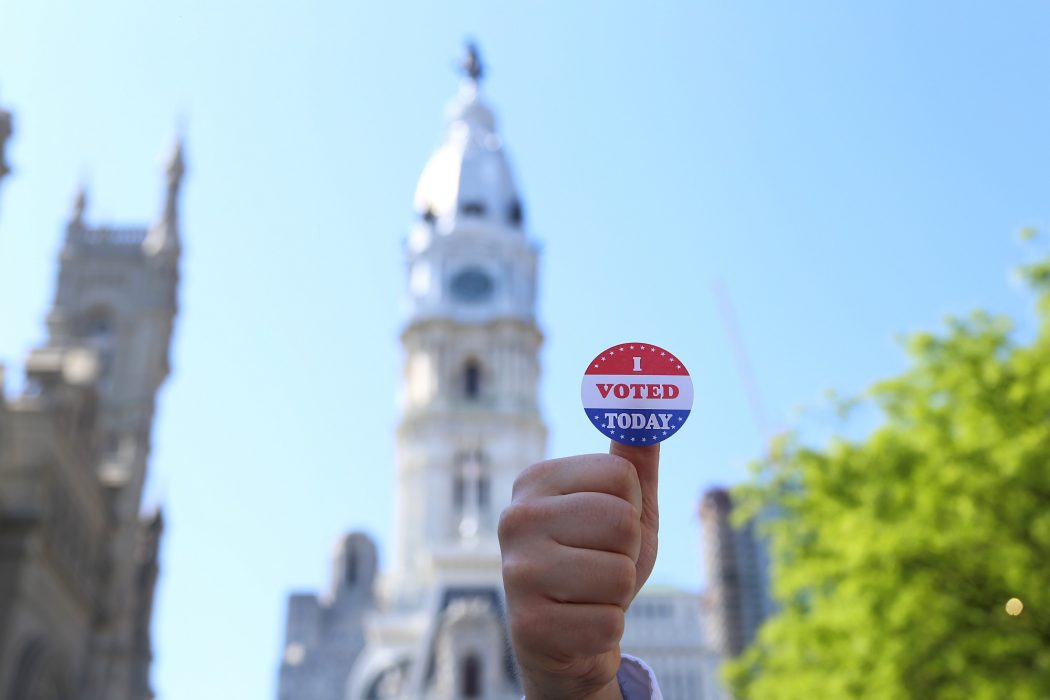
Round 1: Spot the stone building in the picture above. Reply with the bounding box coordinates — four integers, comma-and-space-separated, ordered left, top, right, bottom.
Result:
621, 587, 727, 700
698, 488, 776, 660
278, 534, 378, 700
0, 122, 182, 700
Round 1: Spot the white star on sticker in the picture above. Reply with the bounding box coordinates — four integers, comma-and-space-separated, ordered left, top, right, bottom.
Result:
593, 364, 599, 368
630, 437, 636, 442
660, 352, 666, 356
662, 431, 668, 435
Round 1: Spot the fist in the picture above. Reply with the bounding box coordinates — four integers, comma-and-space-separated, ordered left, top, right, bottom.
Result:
498, 443, 660, 700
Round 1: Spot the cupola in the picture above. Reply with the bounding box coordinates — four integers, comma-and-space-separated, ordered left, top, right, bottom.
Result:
412, 43, 525, 234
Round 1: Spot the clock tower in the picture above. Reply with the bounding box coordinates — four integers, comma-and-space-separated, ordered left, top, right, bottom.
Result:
346, 45, 545, 700
397, 59, 543, 584
277, 45, 545, 700
275, 46, 544, 700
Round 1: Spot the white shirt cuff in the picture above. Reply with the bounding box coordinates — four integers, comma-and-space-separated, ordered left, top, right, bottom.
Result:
617, 654, 663, 700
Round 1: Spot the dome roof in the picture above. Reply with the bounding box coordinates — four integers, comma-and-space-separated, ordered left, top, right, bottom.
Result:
413, 82, 524, 231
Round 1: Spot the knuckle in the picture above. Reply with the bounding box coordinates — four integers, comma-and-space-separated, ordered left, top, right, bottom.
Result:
513, 459, 555, 494
498, 501, 540, 542
593, 605, 625, 645
610, 498, 641, 541
500, 555, 540, 590
509, 603, 547, 648
496, 506, 517, 543
604, 455, 640, 500
610, 556, 637, 606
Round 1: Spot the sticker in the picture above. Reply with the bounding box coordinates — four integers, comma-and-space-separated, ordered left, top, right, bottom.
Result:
581, 343, 693, 445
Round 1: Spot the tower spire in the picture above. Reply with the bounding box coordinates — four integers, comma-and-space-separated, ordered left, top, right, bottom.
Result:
163, 135, 185, 225
70, 182, 88, 226
143, 133, 184, 258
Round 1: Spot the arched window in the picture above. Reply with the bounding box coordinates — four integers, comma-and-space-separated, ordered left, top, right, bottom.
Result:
80, 307, 115, 381
463, 360, 481, 400
477, 474, 489, 511
81, 307, 114, 343
460, 654, 481, 698
507, 199, 524, 226
453, 474, 465, 509
9, 639, 70, 700
460, 201, 486, 217
345, 550, 358, 586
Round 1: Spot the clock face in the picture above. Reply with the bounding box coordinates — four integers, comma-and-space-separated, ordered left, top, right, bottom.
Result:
449, 266, 494, 303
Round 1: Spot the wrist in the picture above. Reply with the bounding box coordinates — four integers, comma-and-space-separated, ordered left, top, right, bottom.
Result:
587, 677, 625, 700
522, 667, 621, 700
522, 673, 623, 700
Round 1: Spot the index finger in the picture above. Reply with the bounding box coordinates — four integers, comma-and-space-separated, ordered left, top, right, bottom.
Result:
513, 454, 643, 514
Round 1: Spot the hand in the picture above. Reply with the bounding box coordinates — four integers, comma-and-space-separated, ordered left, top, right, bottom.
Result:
498, 442, 660, 700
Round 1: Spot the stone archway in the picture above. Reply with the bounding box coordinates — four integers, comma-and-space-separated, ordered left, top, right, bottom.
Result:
6, 639, 71, 700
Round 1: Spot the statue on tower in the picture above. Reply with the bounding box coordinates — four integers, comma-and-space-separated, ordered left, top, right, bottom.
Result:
460, 41, 484, 84
0, 106, 12, 185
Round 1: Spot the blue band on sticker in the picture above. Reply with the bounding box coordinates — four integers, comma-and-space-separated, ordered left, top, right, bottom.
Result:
581, 343, 693, 445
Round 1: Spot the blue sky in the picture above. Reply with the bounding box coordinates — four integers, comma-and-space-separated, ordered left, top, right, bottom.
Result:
2, 2, 1049, 697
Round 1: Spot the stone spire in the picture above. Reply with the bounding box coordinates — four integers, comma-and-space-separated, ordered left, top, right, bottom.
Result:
163, 135, 185, 224
60, 181, 89, 252
0, 104, 12, 188
70, 182, 88, 226
143, 134, 184, 257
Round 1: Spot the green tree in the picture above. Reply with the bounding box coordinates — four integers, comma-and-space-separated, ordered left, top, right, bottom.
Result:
727, 251, 1050, 699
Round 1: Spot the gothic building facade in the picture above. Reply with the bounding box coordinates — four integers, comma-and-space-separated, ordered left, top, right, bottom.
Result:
0, 112, 182, 700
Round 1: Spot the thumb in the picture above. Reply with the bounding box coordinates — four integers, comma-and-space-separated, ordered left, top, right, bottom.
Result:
609, 441, 659, 500
609, 441, 660, 592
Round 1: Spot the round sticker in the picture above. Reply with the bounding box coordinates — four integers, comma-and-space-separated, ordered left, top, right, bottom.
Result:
581, 342, 693, 445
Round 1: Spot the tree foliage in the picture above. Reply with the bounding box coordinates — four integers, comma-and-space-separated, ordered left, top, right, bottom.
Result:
726, 253, 1050, 699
